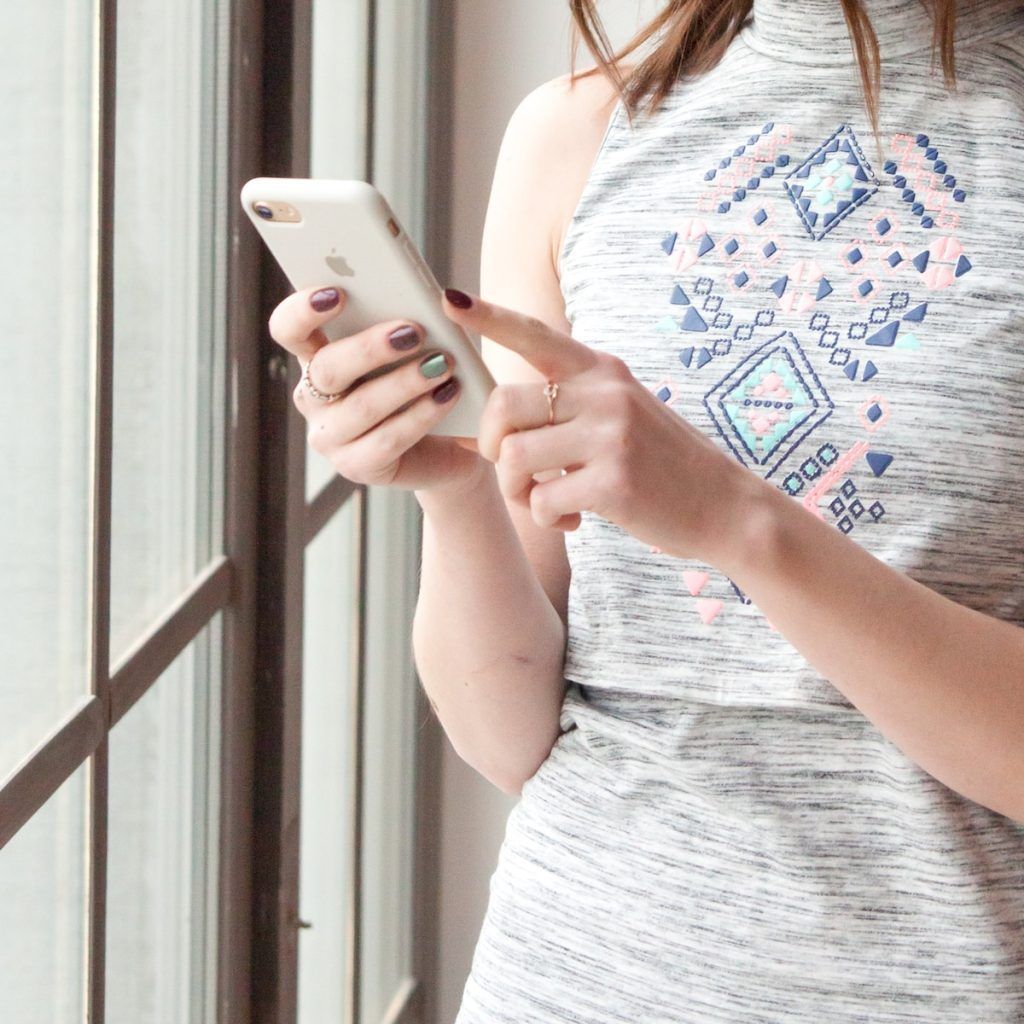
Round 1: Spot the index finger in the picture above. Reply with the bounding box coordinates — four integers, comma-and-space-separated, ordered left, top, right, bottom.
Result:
441, 288, 597, 380
267, 284, 348, 364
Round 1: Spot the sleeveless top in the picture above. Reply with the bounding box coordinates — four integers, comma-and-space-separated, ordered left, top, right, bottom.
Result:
456, 1, 1024, 1021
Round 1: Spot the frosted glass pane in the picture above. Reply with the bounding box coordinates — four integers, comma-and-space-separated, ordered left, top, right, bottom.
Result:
0, 765, 87, 1023
306, 0, 370, 501
298, 498, 359, 1024
106, 616, 221, 1024
109, 0, 224, 660
0, 1, 94, 777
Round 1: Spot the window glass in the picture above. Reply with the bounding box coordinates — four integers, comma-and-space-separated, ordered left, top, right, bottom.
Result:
359, 486, 417, 1022
106, 615, 221, 1023
297, 497, 360, 1023
0, 765, 87, 1023
109, 0, 225, 661
0, 0, 94, 779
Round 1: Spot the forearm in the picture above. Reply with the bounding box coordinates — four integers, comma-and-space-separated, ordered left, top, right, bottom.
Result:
412, 460, 566, 795
717, 481, 1024, 822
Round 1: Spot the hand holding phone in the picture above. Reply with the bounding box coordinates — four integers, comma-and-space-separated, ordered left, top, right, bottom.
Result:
265, 282, 488, 491
241, 176, 496, 491
241, 177, 494, 436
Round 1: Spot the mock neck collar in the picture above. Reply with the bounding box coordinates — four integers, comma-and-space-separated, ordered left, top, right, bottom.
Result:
736, 0, 1023, 66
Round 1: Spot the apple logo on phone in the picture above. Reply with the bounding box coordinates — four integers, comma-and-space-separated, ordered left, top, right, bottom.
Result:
325, 249, 355, 277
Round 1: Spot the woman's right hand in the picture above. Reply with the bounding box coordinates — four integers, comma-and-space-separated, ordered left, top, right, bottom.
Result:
268, 284, 487, 493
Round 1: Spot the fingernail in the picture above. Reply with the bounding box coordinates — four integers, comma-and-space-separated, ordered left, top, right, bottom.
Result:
310, 287, 340, 311
432, 377, 460, 403
444, 287, 473, 309
420, 352, 449, 378
389, 324, 420, 350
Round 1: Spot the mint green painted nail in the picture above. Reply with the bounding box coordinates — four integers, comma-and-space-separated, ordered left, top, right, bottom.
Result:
420, 352, 448, 378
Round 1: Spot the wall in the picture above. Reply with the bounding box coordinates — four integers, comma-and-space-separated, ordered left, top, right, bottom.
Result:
438, 2, 662, 1020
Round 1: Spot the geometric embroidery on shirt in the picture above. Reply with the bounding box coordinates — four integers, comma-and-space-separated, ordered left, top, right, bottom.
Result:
858, 395, 891, 432
662, 216, 716, 274
660, 274, 749, 371
886, 132, 966, 231
827, 477, 886, 533
703, 331, 835, 479
769, 258, 834, 314
697, 120, 794, 216
911, 234, 972, 289
655, 116, 982, 613
783, 123, 880, 240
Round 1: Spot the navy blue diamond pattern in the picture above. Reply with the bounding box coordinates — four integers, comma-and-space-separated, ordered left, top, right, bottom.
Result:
703, 331, 835, 480
783, 124, 879, 240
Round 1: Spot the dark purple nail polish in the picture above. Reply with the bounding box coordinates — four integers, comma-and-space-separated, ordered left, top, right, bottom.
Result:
389, 324, 420, 350
432, 377, 459, 403
444, 287, 473, 309
310, 287, 340, 312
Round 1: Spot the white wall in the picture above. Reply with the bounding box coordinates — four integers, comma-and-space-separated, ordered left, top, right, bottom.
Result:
439, 2, 662, 1020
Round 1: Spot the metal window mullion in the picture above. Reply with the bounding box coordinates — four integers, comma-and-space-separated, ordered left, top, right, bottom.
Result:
86, 0, 119, 1017
108, 556, 233, 727
213, 0, 266, 1016
249, 0, 313, 1020
0, 697, 106, 851
304, 474, 358, 545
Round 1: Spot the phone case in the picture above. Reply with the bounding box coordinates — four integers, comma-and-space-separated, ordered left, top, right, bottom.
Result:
240, 176, 495, 437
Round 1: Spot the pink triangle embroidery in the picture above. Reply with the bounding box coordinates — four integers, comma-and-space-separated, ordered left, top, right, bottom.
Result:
682, 570, 710, 596
696, 597, 724, 625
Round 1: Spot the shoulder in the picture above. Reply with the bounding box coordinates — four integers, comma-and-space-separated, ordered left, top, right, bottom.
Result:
504, 66, 624, 150
490, 67, 628, 274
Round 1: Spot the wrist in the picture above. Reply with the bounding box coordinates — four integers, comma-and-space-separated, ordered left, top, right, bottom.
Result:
700, 465, 788, 580
414, 454, 497, 519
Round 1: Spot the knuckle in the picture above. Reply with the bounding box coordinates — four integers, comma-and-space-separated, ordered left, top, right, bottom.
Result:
345, 386, 373, 425
603, 378, 634, 421
306, 422, 327, 454
371, 426, 404, 464
309, 351, 339, 396
489, 385, 516, 422
359, 330, 378, 364
603, 459, 631, 500
268, 302, 303, 348
498, 432, 527, 468
602, 418, 632, 463
329, 450, 361, 483
530, 484, 551, 518
600, 352, 632, 382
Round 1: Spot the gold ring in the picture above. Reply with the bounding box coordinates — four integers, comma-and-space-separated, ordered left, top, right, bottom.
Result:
302, 350, 344, 403
543, 380, 559, 426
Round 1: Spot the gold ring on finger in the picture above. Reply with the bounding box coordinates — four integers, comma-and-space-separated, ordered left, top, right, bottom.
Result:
302, 349, 344, 403
543, 380, 559, 426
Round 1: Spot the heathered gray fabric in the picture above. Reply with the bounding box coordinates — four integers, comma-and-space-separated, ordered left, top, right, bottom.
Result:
455, 1, 1024, 1020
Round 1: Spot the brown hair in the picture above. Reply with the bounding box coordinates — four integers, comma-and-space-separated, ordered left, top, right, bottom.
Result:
568, 0, 959, 161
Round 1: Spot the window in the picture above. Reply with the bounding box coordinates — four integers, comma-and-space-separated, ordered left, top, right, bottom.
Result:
0, 1, 450, 1020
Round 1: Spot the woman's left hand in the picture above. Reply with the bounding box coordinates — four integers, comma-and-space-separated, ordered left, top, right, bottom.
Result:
441, 288, 772, 569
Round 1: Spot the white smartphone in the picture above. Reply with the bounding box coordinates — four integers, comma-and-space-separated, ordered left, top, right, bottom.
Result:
239, 176, 495, 437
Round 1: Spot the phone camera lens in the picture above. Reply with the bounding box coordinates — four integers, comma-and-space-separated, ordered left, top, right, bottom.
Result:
254, 202, 274, 220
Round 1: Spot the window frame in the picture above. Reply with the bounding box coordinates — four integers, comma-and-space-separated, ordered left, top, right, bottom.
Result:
0, 0, 453, 1020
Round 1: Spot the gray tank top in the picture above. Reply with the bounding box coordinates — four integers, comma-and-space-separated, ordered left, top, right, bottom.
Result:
456, 1, 1024, 1020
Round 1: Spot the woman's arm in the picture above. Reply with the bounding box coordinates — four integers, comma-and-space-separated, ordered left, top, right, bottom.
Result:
719, 482, 1024, 822
432, 272, 1024, 817
412, 71, 619, 795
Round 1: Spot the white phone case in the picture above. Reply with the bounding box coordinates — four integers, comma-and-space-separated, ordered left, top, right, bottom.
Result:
240, 176, 495, 437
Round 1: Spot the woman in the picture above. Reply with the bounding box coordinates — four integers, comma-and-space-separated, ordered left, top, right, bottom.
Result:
269, 0, 1024, 1018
